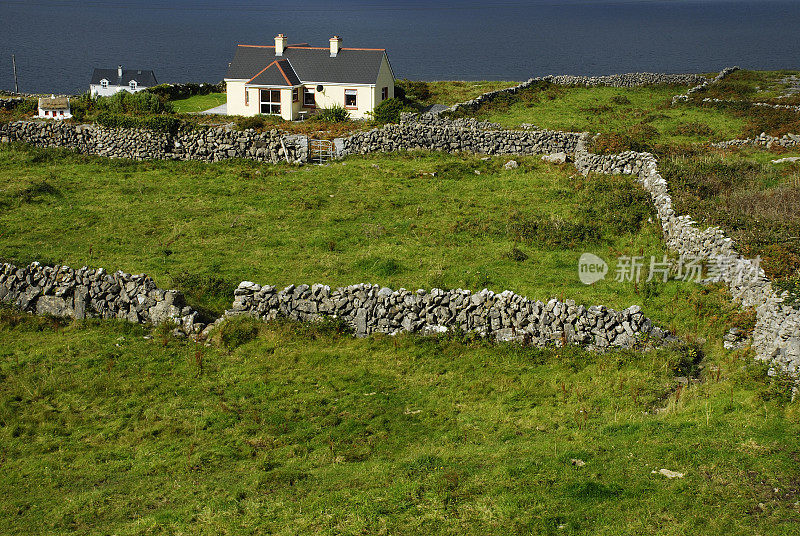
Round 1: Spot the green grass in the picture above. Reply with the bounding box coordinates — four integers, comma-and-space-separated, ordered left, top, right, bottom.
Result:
396, 79, 519, 107
0, 309, 797, 535
0, 143, 747, 344
170, 93, 227, 113
461, 85, 745, 145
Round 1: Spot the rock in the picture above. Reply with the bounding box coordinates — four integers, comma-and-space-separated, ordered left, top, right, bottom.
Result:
503, 160, 519, 169
654, 468, 685, 479
541, 152, 568, 164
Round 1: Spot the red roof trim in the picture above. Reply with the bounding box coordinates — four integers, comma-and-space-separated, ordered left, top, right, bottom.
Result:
274, 61, 293, 86
247, 61, 277, 84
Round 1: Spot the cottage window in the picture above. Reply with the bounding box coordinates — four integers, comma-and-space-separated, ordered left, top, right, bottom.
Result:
292, 88, 299, 102
44, 110, 49, 116
129, 80, 137, 91
345, 89, 357, 108
381, 87, 389, 100
303, 87, 315, 107
260, 89, 281, 115
100, 79, 108, 89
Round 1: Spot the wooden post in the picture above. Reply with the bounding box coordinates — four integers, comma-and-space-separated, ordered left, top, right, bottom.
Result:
12, 54, 19, 93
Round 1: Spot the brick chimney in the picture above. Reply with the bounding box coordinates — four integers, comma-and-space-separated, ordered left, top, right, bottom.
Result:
329, 35, 341, 57
275, 34, 287, 56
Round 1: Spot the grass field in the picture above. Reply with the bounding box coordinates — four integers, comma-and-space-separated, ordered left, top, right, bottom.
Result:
170, 93, 227, 113
0, 143, 750, 343
2, 73, 800, 535
1, 309, 797, 535
455, 85, 746, 145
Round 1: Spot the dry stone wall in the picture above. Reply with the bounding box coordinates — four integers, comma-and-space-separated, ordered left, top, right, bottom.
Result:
226, 281, 670, 349
337, 114, 584, 157
442, 72, 707, 116
0, 121, 307, 163
671, 66, 740, 104
574, 139, 800, 375
711, 132, 800, 150
0, 262, 204, 336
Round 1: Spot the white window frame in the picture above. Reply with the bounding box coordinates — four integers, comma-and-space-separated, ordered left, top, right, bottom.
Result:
129, 80, 138, 91
344, 89, 357, 109
100, 79, 109, 89
260, 88, 281, 115
303, 87, 315, 107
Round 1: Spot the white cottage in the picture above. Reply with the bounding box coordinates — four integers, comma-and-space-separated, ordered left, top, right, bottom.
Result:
90, 65, 158, 97
38, 96, 71, 119
225, 34, 395, 120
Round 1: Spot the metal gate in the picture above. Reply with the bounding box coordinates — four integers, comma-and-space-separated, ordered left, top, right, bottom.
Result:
308, 138, 333, 165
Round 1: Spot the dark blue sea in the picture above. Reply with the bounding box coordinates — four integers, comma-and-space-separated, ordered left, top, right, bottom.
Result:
1, 0, 799, 94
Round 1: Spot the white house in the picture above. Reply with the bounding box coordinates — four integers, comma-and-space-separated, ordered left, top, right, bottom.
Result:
225, 34, 395, 120
90, 65, 158, 97
38, 96, 71, 119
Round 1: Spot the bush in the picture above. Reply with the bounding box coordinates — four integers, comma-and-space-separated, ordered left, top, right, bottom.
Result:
95, 91, 173, 115
315, 104, 350, 123
370, 98, 414, 124
396, 79, 431, 102
507, 215, 602, 248
589, 123, 659, 154
611, 95, 631, 105
235, 116, 267, 131
95, 112, 182, 133
146, 82, 224, 101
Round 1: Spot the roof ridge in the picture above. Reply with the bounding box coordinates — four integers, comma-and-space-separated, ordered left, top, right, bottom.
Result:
237, 44, 385, 51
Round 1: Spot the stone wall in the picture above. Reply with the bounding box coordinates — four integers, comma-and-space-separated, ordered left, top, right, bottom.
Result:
225, 281, 670, 349
711, 132, 800, 150
0, 262, 203, 336
441, 72, 708, 116
336, 114, 585, 157
671, 66, 740, 104
0, 120, 307, 164
574, 139, 800, 375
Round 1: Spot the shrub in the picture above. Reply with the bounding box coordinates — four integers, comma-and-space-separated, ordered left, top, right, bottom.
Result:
95, 112, 182, 133
671, 122, 713, 137
396, 79, 431, 102
235, 116, 267, 131
95, 91, 173, 115
588, 123, 659, 154
315, 104, 350, 123
611, 95, 631, 105
507, 215, 602, 248
146, 82, 224, 101
370, 98, 414, 124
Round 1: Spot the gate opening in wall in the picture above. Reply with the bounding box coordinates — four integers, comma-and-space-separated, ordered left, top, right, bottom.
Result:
308, 138, 333, 165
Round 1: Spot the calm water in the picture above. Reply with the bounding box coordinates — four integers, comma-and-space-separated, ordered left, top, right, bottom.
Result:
1, 0, 799, 94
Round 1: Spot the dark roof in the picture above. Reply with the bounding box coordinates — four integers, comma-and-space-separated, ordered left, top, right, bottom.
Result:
90, 68, 158, 87
38, 97, 70, 110
248, 59, 301, 86
226, 45, 387, 85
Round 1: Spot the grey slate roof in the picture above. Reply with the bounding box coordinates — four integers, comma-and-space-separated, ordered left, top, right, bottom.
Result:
90, 68, 158, 87
227, 45, 387, 85
248, 59, 301, 86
